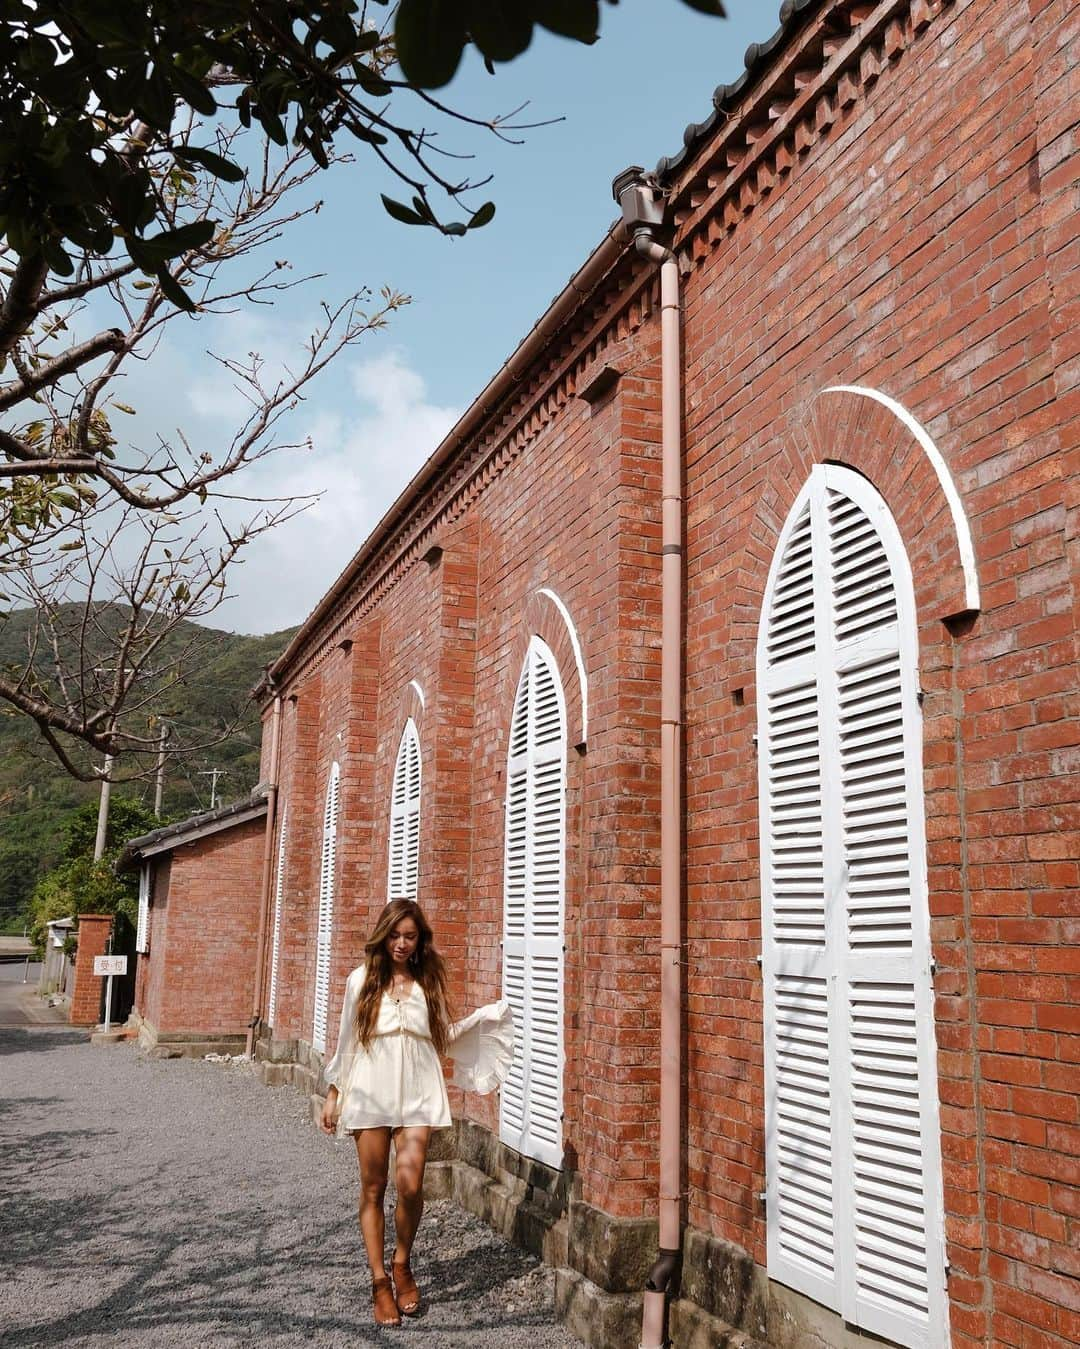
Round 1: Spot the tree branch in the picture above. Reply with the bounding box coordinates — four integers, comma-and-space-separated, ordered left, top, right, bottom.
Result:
0, 254, 49, 357
0, 330, 125, 412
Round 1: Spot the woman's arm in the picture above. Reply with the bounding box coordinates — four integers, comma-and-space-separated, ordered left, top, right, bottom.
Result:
319, 1085, 339, 1135
320, 966, 363, 1135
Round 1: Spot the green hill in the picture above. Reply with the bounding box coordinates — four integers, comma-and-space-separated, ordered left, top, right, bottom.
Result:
0, 607, 295, 933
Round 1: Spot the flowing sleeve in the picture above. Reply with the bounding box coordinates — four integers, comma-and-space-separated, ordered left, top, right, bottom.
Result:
447, 998, 514, 1095
323, 965, 362, 1091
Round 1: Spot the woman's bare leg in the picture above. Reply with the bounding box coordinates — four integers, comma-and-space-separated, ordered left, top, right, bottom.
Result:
392, 1126, 431, 1265
354, 1127, 393, 1279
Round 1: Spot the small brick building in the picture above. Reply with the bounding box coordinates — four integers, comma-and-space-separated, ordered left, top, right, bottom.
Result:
122, 793, 268, 1056
141, 2, 1077, 1346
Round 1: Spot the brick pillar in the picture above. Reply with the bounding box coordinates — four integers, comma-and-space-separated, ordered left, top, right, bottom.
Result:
69, 914, 112, 1027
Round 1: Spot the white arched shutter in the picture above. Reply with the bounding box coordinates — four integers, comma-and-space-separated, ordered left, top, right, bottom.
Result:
312, 765, 339, 1052
267, 806, 287, 1028
388, 720, 421, 901
500, 637, 566, 1169
758, 464, 948, 1349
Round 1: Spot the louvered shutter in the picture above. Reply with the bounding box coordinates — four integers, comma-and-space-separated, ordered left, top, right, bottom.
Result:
388, 720, 421, 901
135, 864, 150, 954
312, 765, 339, 1052
267, 806, 287, 1029
500, 638, 566, 1169
758, 465, 948, 1348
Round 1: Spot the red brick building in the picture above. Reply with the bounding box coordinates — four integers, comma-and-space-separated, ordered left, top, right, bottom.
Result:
140, 2, 1078, 1345
123, 794, 268, 1056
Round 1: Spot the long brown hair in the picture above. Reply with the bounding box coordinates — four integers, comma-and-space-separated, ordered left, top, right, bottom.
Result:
355, 899, 451, 1053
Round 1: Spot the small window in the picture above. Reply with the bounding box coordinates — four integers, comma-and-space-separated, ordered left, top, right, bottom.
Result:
135, 864, 151, 954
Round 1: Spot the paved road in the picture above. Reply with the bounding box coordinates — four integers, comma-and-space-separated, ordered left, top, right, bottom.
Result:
0, 966, 69, 1026
0, 1026, 581, 1348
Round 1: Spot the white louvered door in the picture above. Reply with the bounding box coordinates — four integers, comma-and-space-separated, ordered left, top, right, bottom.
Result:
388, 720, 422, 901
267, 806, 287, 1028
758, 465, 948, 1349
312, 765, 339, 1053
500, 638, 566, 1169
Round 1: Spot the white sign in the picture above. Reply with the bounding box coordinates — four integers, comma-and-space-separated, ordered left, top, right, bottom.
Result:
94, 954, 128, 977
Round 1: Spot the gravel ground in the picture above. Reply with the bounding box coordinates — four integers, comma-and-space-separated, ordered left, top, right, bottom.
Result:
0, 1026, 582, 1348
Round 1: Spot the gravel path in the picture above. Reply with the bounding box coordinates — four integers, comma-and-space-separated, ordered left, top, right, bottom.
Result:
0, 1026, 581, 1348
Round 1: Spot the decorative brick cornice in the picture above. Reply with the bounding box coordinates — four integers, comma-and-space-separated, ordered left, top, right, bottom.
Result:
279, 272, 659, 690
669, 0, 956, 262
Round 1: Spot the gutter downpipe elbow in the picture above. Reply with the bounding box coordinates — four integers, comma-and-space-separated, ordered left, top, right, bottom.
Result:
247, 688, 283, 1059
631, 227, 683, 1349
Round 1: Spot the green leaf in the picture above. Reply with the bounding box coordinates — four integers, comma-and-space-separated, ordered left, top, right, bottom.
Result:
135, 63, 176, 131
532, 1, 600, 42
395, 0, 468, 89
156, 267, 196, 312
139, 219, 217, 263
464, 1, 533, 62
174, 145, 245, 183
380, 194, 428, 227
467, 200, 496, 229
443, 221, 467, 237
169, 65, 219, 117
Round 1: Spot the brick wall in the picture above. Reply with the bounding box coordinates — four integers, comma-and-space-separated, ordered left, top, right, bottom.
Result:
69, 914, 112, 1027
134, 821, 265, 1037
251, 0, 1076, 1341
673, 2, 1078, 1343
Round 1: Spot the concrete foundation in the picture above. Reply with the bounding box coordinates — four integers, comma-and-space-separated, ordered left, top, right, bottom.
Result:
130, 1010, 248, 1060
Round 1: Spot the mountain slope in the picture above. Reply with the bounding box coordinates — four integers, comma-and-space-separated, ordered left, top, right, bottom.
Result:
0, 607, 295, 930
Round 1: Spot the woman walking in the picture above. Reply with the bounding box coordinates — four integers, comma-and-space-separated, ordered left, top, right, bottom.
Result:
320, 898, 512, 1327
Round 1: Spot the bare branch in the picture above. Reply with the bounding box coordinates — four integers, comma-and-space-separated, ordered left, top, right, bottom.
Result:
0, 253, 49, 356
0, 329, 125, 412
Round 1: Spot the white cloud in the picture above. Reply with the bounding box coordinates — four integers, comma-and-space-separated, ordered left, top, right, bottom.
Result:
208, 348, 461, 634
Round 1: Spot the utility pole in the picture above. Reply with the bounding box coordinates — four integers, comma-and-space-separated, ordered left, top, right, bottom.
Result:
153, 722, 169, 817
198, 768, 227, 810
93, 753, 113, 861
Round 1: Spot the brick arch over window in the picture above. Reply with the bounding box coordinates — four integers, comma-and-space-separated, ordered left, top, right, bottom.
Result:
728, 384, 980, 685
509, 589, 587, 752
395, 678, 426, 734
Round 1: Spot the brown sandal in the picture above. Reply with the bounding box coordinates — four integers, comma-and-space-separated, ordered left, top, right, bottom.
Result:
392, 1260, 420, 1315
372, 1276, 401, 1326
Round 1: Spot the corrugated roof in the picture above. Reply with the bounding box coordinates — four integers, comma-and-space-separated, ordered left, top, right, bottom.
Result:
118, 788, 268, 868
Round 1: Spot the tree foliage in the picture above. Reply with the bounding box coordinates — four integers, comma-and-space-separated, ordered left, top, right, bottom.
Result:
27, 794, 159, 953
2, 0, 724, 269
0, 0, 725, 779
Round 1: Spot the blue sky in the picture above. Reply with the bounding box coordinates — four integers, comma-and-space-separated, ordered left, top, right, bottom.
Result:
123, 1, 772, 633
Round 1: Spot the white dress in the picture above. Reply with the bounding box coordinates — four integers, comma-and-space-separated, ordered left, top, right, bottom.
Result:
324, 965, 513, 1135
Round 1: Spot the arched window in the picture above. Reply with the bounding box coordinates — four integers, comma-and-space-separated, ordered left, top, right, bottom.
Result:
757, 464, 948, 1348
388, 719, 421, 901
267, 805, 287, 1029
500, 636, 567, 1169
312, 765, 339, 1053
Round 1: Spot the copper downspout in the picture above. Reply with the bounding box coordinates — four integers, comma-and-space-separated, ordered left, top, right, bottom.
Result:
613, 169, 683, 1349
246, 690, 282, 1058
